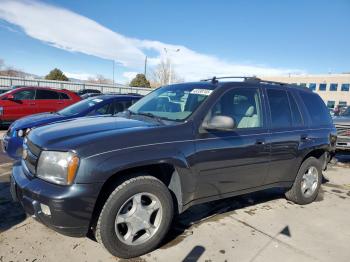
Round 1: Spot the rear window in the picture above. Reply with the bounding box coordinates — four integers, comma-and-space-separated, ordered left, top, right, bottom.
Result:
36, 90, 59, 100
299, 91, 332, 126
59, 93, 70, 100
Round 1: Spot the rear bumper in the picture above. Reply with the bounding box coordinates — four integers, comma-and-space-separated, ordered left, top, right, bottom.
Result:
11, 162, 103, 237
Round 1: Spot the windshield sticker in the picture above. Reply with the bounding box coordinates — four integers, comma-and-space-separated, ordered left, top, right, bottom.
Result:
190, 89, 213, 96
92, 99, 103, 103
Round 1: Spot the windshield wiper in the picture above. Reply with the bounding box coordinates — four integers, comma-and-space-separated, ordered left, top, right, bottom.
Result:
126, 110, 167, 124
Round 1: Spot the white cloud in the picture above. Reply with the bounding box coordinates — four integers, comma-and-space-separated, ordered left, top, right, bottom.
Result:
64, 72, 95, 81
122, 71, 138, 82
0, 0, 303, 81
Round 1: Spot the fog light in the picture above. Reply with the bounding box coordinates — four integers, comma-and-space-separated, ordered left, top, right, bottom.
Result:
40, 203, 51, 216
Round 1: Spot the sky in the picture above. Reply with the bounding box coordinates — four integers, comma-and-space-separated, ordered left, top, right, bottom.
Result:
0, 0, 349, 84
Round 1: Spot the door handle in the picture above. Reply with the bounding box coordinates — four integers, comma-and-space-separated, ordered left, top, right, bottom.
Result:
29, 103, 36, 105
255, 139, 265, 145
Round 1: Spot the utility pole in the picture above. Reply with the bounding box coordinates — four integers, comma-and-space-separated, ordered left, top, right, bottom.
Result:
144, 56, 148, 77
112, 60, 115, 85
164, 48, 180, 85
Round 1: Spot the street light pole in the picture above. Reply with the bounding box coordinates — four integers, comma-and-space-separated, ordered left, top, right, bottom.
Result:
164, 48, 180, 85
112, 60, 115, 85
144, 56, 148, 77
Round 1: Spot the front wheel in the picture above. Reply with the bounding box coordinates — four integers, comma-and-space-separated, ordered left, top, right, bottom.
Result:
285, 157, 322, 205
95, 175, 174, 258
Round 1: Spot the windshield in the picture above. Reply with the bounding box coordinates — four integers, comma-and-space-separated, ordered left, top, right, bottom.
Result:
128, 84, 215, 121
59, 97, 105, 116
340, 107, 350, 117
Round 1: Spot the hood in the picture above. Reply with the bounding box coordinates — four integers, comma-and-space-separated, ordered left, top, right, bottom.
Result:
11, 113, 67, 130
28, 116, 157, 151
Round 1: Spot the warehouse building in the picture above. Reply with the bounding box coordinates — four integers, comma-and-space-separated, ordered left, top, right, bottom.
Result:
260, 74, 350, 108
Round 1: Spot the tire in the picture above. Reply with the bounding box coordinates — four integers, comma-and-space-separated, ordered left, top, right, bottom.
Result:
285, 157, 322, 205
95, 175, 174, 258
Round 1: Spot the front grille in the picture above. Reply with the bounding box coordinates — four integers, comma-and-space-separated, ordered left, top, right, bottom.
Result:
335, 124, 350, 137
23, 139, 41, 175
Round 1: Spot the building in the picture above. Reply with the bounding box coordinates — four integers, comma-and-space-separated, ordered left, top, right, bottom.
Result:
260, 74, 350, 108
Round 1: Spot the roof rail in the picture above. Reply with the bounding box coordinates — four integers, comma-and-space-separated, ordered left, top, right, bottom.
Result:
200, 76, 261, 84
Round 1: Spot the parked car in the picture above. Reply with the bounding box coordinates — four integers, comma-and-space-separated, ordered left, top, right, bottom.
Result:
333, 106, 350, 151
0, 89, 10, 94
77, 88, 101, 96
11, 77, 336, 258
2, 94, 141, 159
0, 87, 81, 125
80, 93, 102, 99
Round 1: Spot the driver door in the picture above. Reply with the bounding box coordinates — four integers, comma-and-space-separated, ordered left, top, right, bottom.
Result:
193, 87, 271, 199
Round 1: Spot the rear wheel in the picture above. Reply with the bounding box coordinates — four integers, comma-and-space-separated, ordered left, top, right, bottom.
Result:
95, 175, 173, 258
285, 157, 322, 205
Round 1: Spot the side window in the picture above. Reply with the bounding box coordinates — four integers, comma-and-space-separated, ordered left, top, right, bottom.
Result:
95, 103, 112, 115
13, 90, 35, 100
287, 92, 304, 127
59, 93, 70, 100
205, 88, 262, 129
299, 91, 332, 126
267, 89, 292, 129
36, 90, 60, 100
114, 102, 125, 114
131, 99, 139, 105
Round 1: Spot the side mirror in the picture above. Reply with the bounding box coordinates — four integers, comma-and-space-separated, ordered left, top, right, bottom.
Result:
6, 94, 15, 100
203, 115, 235, 131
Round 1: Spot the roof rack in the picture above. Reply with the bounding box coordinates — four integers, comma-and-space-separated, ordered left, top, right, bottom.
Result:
201, 76, 261, 84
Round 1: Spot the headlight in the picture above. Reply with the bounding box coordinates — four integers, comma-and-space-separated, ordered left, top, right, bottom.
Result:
17, 128, 31, 138
17, 129, 24, 137
37, 151, 79, 185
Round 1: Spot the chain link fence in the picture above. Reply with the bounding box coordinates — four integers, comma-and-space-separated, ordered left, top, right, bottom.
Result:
0, 76, 152, 95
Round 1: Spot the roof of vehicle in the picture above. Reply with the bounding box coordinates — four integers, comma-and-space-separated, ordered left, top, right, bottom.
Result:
6, 86, 77, 93
200, 76, 313, 92
89, 94, 143, 100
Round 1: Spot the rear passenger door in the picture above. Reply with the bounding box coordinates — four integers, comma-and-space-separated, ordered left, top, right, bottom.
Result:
194, 87, 271, 199
35, 89, 61, 113
264, 88, 306, 184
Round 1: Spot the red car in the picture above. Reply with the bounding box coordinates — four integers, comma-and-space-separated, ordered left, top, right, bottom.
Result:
0, 87, 81, 124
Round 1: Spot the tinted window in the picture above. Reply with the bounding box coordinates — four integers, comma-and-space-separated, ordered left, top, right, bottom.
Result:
267, 89, 292, 129
205, 88, 262, 129
341, 84, 349, 91
13, 90, 35, 100
288, 92, 303, 127
309, 83, 316, 91
327, 101, 335, 108
36, 90, 59, 100
319, 83, 327, 91
330, 83, 338, 91
114, 102, 125, 114
299, 91, 332, 126
60, 93, 70, 99
95, 103, 112, 115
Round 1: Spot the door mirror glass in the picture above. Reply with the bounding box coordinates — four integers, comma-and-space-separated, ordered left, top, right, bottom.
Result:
203, 115, 235, 131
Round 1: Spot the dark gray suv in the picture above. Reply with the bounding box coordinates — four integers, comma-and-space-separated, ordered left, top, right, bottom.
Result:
11, 77, 337, 258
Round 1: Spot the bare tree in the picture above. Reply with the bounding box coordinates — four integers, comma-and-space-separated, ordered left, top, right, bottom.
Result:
151, 58, 183, 87
0, 59, 4, 70
87, 74, 113, 84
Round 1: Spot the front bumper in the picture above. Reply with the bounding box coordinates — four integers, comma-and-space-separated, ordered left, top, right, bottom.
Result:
336, 136, 350, 151
11, 162, 103, 237
2, 133, 23, 160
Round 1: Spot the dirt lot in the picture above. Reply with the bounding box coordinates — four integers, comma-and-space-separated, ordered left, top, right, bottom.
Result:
1, 142, 350, 261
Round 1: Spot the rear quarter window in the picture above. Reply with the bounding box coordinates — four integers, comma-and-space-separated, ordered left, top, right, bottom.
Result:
298, 91, 332, 126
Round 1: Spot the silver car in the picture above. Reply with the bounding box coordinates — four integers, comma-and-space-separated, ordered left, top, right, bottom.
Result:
333, 107, 350, 150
